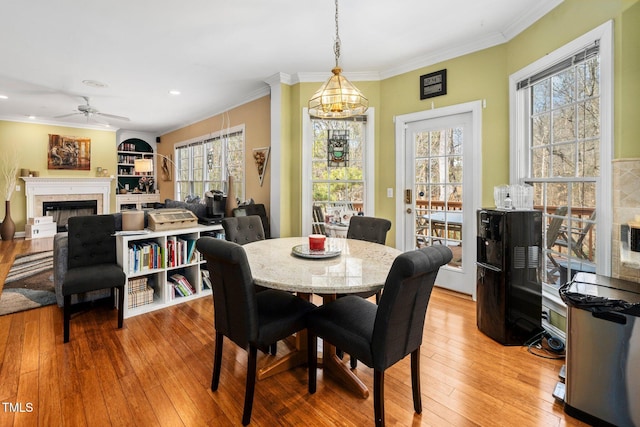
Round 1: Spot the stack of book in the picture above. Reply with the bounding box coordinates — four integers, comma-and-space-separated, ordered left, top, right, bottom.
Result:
169, 273, 195, 299
128, 277, 154, 309
166, 236, 198, 268
127, 240, 163, 274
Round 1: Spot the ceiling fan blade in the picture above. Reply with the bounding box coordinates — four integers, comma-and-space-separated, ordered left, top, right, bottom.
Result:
53, 112, 82, 118
97, 112, 130, 121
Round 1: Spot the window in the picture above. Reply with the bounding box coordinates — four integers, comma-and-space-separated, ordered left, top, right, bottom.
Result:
175, 125, 245, 202
510, 22, 612, 303
302, 109, 374, 236
312, 117, 365, 215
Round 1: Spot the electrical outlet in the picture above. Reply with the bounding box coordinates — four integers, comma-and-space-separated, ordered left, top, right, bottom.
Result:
15, 185, 20, 192
387, 188, 393, 198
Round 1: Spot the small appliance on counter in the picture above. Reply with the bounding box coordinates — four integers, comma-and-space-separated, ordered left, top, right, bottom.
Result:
559, 273, 640, 427
202, 190, 226, 224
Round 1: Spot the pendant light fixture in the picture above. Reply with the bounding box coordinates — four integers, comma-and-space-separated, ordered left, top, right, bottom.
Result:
308, 0, 368, 119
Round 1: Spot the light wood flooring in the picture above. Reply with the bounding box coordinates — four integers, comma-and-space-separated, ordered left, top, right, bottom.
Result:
0, 237, 588, 426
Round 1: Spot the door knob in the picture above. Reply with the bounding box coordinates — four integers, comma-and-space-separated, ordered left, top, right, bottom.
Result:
406, 208, 412, 214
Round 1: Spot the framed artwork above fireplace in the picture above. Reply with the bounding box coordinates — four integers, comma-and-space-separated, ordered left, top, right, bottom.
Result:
48, 134, 91, 170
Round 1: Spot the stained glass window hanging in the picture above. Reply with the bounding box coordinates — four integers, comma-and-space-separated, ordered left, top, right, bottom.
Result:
327, 129, 349, 167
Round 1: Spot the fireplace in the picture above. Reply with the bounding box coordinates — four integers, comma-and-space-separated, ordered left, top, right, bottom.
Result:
22, 177, 113, 224
43, 200, 98, 231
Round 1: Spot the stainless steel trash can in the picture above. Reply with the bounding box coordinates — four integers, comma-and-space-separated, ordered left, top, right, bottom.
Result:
560, 273, 640, 427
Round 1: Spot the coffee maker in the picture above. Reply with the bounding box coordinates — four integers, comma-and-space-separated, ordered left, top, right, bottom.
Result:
202, 190, 226, 224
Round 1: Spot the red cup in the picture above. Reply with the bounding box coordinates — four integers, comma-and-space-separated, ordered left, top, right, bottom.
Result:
309, 234, 326, 251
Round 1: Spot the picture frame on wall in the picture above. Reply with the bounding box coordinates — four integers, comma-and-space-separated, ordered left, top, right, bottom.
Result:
420, 69, 447, 100
47, 134, 91, 170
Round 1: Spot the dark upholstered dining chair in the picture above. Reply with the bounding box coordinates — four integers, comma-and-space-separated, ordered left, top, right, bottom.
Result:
337, 215, 392, 367
222, 214, 273, 352
196, 237, 315, 426
344, 215, 392, 304
62, 215, 126, 343
346, 215, 392, 245
222, 215, 266, 245
306, 245, 452, 427
232, 204, 270, 239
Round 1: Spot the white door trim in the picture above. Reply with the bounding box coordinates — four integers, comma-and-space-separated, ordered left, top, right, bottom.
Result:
394, 101, 483, 298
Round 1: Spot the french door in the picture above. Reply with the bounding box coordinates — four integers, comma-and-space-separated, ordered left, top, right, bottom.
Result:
395, 102, 482, 297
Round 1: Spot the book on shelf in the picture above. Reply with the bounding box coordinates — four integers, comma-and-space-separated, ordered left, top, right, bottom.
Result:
169, 273, 194, 298
127, 240, 163, 273
201, 269, 212, 290
185, 238, 198, 263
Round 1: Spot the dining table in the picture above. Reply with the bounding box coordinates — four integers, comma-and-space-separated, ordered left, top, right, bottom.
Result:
243, 236, 402, 398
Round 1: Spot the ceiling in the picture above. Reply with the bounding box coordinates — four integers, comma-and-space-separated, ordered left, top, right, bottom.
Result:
0, 0, 563, 135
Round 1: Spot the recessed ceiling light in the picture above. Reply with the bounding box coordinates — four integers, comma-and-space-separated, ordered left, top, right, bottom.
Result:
28, 115, 36, 120
82, 80, 109, 88
0, 94, 8, 99
168, 90, 181, 96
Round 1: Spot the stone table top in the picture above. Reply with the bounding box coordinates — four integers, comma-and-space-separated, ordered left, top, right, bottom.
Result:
243, 237, 402, 294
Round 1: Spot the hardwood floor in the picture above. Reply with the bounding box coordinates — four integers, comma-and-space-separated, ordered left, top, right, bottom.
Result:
0, 238, 588, 426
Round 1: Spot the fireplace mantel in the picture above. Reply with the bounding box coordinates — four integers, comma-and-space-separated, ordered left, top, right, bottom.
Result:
22, 177, 113, 219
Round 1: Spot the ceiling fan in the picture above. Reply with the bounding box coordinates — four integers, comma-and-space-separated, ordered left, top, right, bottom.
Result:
54, 96, 130, 124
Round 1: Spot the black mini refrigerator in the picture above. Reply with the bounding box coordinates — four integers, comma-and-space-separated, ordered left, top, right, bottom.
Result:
476, 209, 543, 345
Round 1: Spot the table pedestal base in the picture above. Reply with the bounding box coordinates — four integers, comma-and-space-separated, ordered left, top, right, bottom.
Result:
256, 293, 369, 399
321, 341, 369, 399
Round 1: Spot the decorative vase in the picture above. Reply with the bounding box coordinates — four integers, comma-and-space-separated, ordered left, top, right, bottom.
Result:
145, 185, 150, 194
225, 175, 238, 217
1, 200, 16, 241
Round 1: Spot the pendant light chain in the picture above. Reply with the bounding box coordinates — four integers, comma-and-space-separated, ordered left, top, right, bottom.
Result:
334, 0, 341, 68
307, 0, 368, 118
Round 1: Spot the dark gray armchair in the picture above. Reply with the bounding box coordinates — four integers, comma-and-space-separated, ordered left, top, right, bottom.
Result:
196, 237, 315, 425
306, 245, 452, 427
54, 212, 126, 307
62, 215, 126, 343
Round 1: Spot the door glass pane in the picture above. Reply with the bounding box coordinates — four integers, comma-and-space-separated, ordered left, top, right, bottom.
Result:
414, 126, 464, 269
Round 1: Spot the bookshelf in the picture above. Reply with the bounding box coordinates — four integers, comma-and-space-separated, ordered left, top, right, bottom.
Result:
115, 223, 224, 318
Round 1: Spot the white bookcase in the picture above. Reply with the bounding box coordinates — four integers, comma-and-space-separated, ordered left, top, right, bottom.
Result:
115, 224, 223, 318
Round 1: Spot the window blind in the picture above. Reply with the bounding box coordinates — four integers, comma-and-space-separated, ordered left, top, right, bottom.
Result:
516, 41, 599, 90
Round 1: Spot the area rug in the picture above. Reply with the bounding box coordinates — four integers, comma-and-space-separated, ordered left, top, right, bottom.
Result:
0, 251, 56, 316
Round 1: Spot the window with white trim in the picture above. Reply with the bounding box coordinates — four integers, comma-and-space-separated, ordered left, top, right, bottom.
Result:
510, 22, 612, 298
309, 117, 366, 233
175, 125, 245, 202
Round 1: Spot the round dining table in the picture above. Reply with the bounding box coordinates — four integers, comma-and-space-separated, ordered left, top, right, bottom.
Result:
243, 236, 402, 398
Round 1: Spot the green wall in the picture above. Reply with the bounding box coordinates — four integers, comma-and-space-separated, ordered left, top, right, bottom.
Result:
0, 121, 117, 231
285, 0, 639, 244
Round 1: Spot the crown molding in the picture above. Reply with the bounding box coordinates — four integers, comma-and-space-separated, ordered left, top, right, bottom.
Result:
0, 115, 118, 132
502, 0, 564, 40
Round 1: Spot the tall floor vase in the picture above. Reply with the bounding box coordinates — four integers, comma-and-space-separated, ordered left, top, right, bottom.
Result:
1, 200, 16, 241
225, 175, 238, 217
